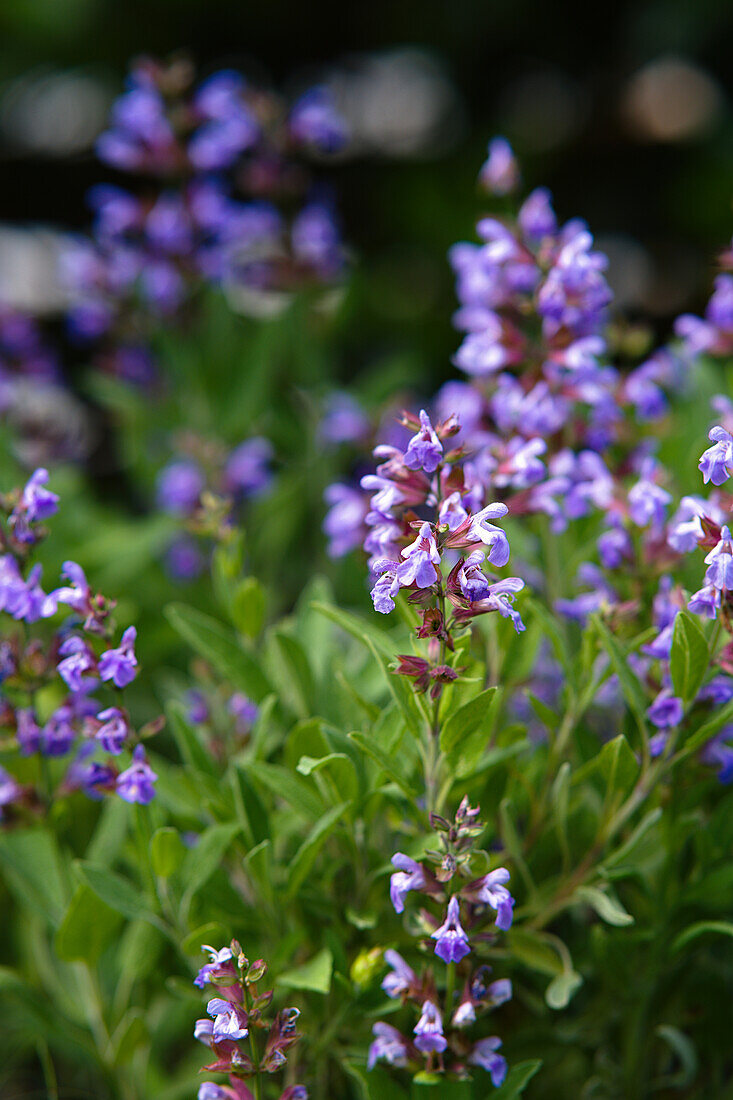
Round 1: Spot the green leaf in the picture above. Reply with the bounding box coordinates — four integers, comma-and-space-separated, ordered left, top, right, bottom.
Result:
575, 885, 634, 926
0, 828, 68, 928
229, 765, 269, 847
75, 862, 159, 926
165, 602, 272, 700
493, 1059, 543, 1098
348, 730, 418, 801
110, 1009, 147, 1066
85, 797, 129, 864
249, 762, 325, 819
593, 616, 648, 736
310, 600, 421, 733
573, 734, 638, 797
55, 884, 122, 963
552, 761, 571, 865
545, 970, 583, 1009
271, 630, 315, 718
655, 1025, 697, 1088
243, 839, 274, 901
508, 929, 562, 976
167, 699, 217, 777
672, 920, 733, 952
231, 576, 265, 638
150, 827, 186, 878
296, 753, 359, 804
181, 823, 241, 904
277, 947, 333, 994
681, 699, 733, 757
527, 691, 559, 733
286, 802, 349, 898
601, 808, 663, 870
310, 600, 394, 658
181, 922, 229, 956
670, 612, 709, 704
439, 687, 497, 756
343, 1061, 407, 1100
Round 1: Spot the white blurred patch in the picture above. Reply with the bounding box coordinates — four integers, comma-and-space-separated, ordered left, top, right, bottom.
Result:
0, 67, 111, 155
329, 48, 464, 157
5, 379, 95, 465
623, 57, 723, 141
0, 224, 69, 313
596, 234, 653, 311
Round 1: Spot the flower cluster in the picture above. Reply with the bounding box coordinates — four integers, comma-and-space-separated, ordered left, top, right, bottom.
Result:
369, 800, 513, 1086
186, 686, 258, 759
0, 469, 160, 816
193, 941, 307, 1100
156, 435, 273, 580
64, 56, 348, 386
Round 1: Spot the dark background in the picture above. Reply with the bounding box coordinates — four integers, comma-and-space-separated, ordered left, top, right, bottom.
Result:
2, 0, 733, 392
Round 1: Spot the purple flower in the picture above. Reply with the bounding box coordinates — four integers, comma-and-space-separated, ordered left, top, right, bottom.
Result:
628, 469, 672, 530
207, 997, 249, 1042
667, 496, 713, 554
66, 745, 116, 800
390, 853, 427, 914
57, 636, 96, 691
165, 538, 205, 582
187, 690, 210, 726
367, 1022, 409, 1070
413, 1001, 447, 1054
98, 626, 138, 688
598, 525, 632, 570
486, 978, 513, 1007
156, 461, 204, 516
479, 137, 519, 196
290, 86, 348, 153
704, 526, 733, 591
0, 766, 21, 817
454, 323, 511, 377
647, 690, 684, 729
194, 944, 234, 990
42, 705, 76, 757
193, 1018, 214, 1044
0, 560, 57, 623
16, 708, 41, 755
382, 949, 416, 999
469, 1036, 507, 1087
472, 867, 515, 930
403, 410, 443, 474
224, 438, 273, 497
116, 744, 157, 804
189, 86, 259, 170
323, 484, 367, 558
519, 187, 557, 242
95, 707, 128, 754
701, 729, 733, 783
319, 394, 369, 446
399, 524, 441, 586
466, 504, 510, 566
688, 584, 721, 619
649, 732, 668, 757
198, 1084, 228, 1100
291, 203, 343, 276
53, 561, 92, 620
10, 468, 59, 541
228, 692, 258, 731
431, 896, 471, 964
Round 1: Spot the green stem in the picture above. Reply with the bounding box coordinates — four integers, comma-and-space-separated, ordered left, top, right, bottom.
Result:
444, 961, 456, 1026
36, 1040, 58, 1100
